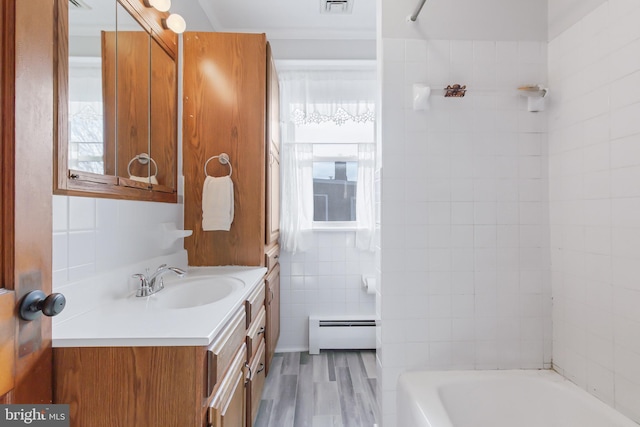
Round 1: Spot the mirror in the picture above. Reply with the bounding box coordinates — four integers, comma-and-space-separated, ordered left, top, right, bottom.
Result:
56, 0, 178, 201
105, 4, 151, 180
149, 38, 177, 190
67, 0, 116, 175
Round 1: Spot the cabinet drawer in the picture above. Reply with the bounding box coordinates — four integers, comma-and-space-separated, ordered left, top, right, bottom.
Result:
246, 306, 266, 362
264, 245, 280, 272
207, 343, 248, 427
247, 339, 266, 427
244, 281, 265, 328
207, 307, 246, 398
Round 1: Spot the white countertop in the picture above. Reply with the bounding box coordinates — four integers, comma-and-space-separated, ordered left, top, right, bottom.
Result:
53, 266, 267, 348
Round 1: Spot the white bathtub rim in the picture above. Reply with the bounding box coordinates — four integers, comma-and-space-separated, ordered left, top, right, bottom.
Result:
397, 369, 640, 427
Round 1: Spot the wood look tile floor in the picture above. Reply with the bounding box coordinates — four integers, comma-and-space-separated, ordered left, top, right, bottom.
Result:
254, 350, 378, 427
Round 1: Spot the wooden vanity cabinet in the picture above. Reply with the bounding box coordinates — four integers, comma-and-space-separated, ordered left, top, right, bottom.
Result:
54, 345, 206, 426
54, 307, 252, 427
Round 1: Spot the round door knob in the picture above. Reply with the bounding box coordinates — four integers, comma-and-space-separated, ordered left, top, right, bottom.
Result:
19, 290, 66, 321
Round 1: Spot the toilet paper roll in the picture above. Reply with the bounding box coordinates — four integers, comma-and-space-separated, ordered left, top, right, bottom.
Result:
362, 275, 376, 295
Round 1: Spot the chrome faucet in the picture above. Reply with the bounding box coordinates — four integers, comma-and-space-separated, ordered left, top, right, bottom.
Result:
132, 264, 186, 297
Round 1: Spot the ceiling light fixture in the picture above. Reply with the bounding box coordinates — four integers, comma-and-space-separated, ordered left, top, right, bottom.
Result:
162, 13, 186, 34
143, 0, 171, 12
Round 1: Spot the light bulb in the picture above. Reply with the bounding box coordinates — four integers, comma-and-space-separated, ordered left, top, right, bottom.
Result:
163, 13, 186, 34
144, 0, 171, 12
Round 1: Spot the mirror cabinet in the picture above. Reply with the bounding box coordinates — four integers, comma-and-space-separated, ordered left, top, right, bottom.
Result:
55, 0, 178, 202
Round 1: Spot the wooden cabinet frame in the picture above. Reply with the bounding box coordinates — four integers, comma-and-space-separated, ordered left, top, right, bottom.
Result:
53, 0, 178, 202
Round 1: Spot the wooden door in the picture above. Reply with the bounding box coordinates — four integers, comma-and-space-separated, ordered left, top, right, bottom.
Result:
0, 0, 55, 403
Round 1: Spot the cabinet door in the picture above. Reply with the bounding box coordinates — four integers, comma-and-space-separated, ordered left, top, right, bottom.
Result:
266, 150, 280, 245
246, 339, 266, 427
207, 344, 247, 427
265, 42, 280, 246
265, 264, 280, 374
266, 42, 280, 156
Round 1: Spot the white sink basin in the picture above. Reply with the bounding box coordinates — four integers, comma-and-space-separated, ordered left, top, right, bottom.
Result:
152, 276, 243, 309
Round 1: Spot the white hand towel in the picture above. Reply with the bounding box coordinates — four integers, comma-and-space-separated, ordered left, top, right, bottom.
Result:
202, 175, 234, 231
129, 175, 159, 185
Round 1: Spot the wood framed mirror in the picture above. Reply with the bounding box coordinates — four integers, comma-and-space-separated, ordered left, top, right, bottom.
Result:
54, 0, 178, 202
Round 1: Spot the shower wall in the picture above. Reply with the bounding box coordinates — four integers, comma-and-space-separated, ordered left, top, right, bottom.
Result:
378, 40, 550, 427
548, 0, 640, 423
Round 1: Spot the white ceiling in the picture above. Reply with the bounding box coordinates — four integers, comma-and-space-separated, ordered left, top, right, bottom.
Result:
173, 0, 376, 40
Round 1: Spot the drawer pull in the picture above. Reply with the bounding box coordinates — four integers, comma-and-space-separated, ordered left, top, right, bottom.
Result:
257, 327, 265, 336
244, 362, 252, 384
256, 363, 265, 374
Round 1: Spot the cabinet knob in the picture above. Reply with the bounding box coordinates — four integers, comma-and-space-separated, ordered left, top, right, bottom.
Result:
19, 290, 66, 321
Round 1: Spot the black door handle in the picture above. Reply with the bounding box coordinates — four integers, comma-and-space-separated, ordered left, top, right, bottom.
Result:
19, 290, 66, 321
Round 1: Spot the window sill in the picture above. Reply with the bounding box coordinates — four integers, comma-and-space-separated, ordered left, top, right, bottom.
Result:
312, 222, 358, 232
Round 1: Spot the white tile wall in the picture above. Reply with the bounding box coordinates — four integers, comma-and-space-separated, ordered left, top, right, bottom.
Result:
52, 196, 183, 289
549, 1, 640, 423
379, 38, 550, 427
277, 231, 376, 351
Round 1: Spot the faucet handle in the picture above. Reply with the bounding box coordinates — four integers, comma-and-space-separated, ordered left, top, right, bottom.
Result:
132, 273, 151, 297
155, 276, 165, 292
132, 273, 148, 283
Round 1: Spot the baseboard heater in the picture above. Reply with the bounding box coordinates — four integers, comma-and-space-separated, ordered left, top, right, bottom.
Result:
309, 315, 376, 355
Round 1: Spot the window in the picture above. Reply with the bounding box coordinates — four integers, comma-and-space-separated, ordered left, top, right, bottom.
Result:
311, 144, 358, 224
291, 118, 372, 230
279, 67, 377, 252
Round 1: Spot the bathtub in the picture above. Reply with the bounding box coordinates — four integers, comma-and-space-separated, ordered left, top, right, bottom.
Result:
397, 370, 639, 427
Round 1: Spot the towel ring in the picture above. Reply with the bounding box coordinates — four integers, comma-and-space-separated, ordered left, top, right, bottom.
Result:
204, 153, 233, 177
127, 153, 158, 179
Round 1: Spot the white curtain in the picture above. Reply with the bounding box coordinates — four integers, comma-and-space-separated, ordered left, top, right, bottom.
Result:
355, 144, 376, 252
279, 70, 376, 125
280, 143, 314, 253
279, 68, 376, 253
